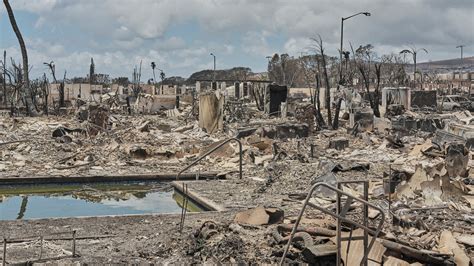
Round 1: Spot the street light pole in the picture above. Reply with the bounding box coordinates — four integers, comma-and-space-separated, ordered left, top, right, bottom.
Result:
457, 45, 464, 89
210, 53, 216, 89
457, 45, 464, 60
339, 17, 344, 84
339, 12, 371, 84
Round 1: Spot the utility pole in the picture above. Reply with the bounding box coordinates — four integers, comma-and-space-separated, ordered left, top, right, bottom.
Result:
457, 45, 464, 90
339, 12, 371, 84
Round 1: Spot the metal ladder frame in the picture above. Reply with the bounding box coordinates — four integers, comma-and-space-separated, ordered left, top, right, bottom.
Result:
2, 230, 78, 266
279, 182, 385, 266
176, 138, 243, 232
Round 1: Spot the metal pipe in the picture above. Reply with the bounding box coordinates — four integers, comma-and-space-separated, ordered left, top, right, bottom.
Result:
2, 238, 6, 266
363, 182, 369, 266
183, 184, 189, 230
180, 182, 186, 232
179, 184, 191, 232
7, 231, 78, 241
176, 138, 243, 180
336, 182, 342, 264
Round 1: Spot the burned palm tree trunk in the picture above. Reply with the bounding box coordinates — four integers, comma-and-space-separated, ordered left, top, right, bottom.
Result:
2, 51, 7, 107
90, 58, 95, 103
151, 62, 157, 95
16, 196, 28, 219
42, 73, 49, 115
3, 0, 36, 116
44, 61, 65, 109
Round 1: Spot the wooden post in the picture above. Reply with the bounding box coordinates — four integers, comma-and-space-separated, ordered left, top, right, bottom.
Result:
72, 230, 76, 257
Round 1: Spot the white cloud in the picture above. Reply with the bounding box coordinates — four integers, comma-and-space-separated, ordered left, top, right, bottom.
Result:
113, 37, 144, 50
156, 37, 186, 51
11, 0, 59, 13
223, 44, 234, 55
242, 31, 273, 56
284, 38, 314, 55
1, 0, 472, 78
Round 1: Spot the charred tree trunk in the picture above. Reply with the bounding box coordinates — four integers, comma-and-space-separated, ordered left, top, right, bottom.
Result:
3, 0, 36, 116
42, 74, 49, 115
59, 70, 66, 108
59, 84, 65, 108
333, 97, 343, 129
314, 72, 325, 127
312, 36, 331, 128
358, 64, 378, 116
319, 48, 332, 125
251, 85, 263, 111
373, 63, 382, 117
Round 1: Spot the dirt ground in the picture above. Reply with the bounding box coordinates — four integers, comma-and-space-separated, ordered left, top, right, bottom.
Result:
0, 211, 246, 264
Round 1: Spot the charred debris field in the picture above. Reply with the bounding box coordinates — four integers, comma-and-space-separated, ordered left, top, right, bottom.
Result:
0, 92, 473, 264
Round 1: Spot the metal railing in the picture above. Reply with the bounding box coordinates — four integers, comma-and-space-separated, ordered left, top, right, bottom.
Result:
336, 180, 369, 266
179, 183, 189, 232
176, 138, 243, 180
2, 230, 78, 265
280, 182, 385, 266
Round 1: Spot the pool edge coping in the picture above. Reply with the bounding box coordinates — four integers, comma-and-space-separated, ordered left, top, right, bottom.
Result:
0, 172, 224, 185
171, 181, 226, 212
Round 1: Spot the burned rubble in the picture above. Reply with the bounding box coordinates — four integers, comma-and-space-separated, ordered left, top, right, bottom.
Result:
0, 79, 473, 265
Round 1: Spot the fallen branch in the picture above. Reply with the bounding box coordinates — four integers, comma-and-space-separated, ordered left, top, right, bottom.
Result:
0, 139, 28, 146
54, 160, 96, 170
55, 152, 79, 164
54, 150, 113, 170
378, 238, 450, 265
276, 224, 336, 237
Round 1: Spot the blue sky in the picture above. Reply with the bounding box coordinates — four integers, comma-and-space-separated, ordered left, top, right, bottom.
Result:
1, 0, 473, 80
